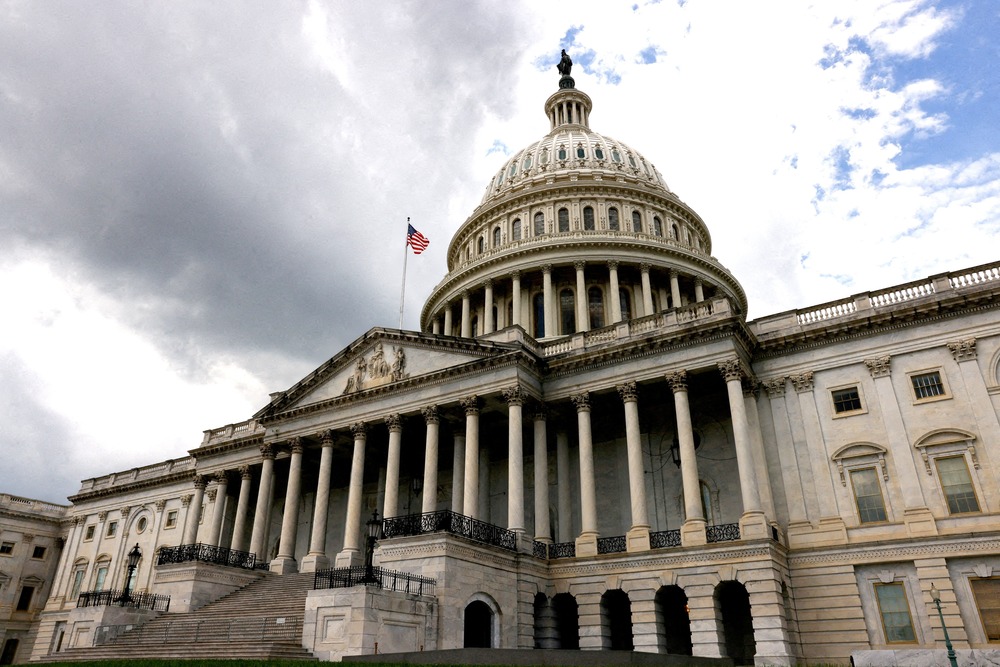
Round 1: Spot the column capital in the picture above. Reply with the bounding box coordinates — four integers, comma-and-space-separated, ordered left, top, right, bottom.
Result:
213, 471, 228, 485
206, 489, 218, 502
666, 370, 688, 393
717, 358, 744, 382
541, 264, 553, 275
639, 262, 651, 273
571, 391, 591, 412
531, 402, 549, 421
120, 505, 132, 519
864, 355, 892, 378
385, 413, 403, 432
98, 510, 108, 521
616, 380, 638, 403
510, 269, 521, 280
483, 278, 493, 289
502, 384, 528, 406
574, 260, 586, 271
762, 377, 786, 397
461, 395, 481, 415
259, 443, 276, 460
238, 465, 252, 480
193, 474, 207, 490
318, 429, 335, 446
422, 405, 440, 424
181, 494, 193, 508
790, 371, 815, 393
947, 338, 977, 361
669, 269, 679, 279
350, 421, 368, 439
461, 289, 470, 299
607, 260, 619, 270
741, 377, 760, 399
289, 437, 305, 455
155, 499, 167, 512
694, 277, 704, 286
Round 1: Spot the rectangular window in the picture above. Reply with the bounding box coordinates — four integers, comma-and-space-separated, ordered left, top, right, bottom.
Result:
850, 468, 888, 523
832, 387, 862, 414
971, 578, 1000, 642
106, 521, 118, 538
936, 456, 980, 514
875, 583, 917, 643
16, 585, 35, 612
84, 526, 95, 541
32, 545, 46, 559
911, 371, 945, 400
70, 569, 85, 599
0, 541, 13, 555
94, 566, 108, 591
165, 510, 178, 529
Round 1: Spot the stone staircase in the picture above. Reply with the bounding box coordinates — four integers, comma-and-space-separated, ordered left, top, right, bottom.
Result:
41, 572, 318, 662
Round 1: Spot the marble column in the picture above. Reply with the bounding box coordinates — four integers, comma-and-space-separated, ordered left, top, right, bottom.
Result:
182, 474, 207, 546
640, 263, 654, 316
572, 392, 599, 555
483, 280, 495, 334
617, 381, 650, 551
461, 396, 481, 518
574, 261, 588, 332
608, 261, 622, 323
694, 278, 705, 302
336, 422, 368, 566
451, 434, 466, 513
669, 270, 682, 309
230, 466, 252, 553
421, 406, 440, 514
207, 471, 229, 547
432, 317, 441, 335
249, 445, 275, 558
302, 430, 334, 572
556, 430, 572, 543
443, 302, 453, 336
511, 271, 522, 327
668, 371, 706, 546
383, 414, 403, 519
719, 360, 768, 539
503, 385, 526, 533
271, 438, 304, 574
542, 264, 554, 337
461, 290, 471, 338
533, 406, 551, 543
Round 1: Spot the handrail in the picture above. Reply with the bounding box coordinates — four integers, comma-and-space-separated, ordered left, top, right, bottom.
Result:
156, 543, 257, 570
381, 510, 517, 551
78, 589, 170, 612
313, 565, 435, 596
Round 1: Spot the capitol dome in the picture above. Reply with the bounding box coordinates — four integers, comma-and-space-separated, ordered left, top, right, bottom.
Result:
420, 75, 747, 338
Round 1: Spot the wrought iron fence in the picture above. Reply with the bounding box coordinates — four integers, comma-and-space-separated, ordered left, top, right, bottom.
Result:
381, 510, 517, 551
650, 529, 681, 549
532, 541, 549, 559
706, 523, 741, 543
548, 541, 576, 559
313, 565, 435, 596
77, 589, 170, 612
156, 543, 256, 570
94, 616, 300, 646
596, 535, 627, 554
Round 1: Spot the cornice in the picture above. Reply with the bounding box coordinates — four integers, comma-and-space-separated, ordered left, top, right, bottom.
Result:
788, 534, 1000, 567
0, 508, 67, 526
547, 543, 778, 577
190, 435, 265, 459
68, 470, 194, 504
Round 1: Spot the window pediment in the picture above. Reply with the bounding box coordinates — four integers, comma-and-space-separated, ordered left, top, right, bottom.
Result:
914, 428, 978, 475
832, 442, 888, 487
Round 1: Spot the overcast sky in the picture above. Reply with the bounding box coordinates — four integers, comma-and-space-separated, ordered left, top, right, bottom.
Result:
2, 1, 998, 503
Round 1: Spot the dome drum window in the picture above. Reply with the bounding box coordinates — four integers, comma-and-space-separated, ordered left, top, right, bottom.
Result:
576, 146, 586, 159
612, 149, 622, 163
608, 207, 620, 231
512, 218, 522, 241
583, 206, 595, 231
558, 208, 570, 233
595, 147, 605, 160
557, 146, 568, 161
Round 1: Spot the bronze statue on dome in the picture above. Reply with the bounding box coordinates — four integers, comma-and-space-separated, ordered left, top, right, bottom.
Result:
557, 49, 573, 76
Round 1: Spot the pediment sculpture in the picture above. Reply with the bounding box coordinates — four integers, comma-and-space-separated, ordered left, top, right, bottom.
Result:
344, 343, 408, 394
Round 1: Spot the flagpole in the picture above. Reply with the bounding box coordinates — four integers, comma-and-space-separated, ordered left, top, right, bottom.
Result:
399, 217, 409, 330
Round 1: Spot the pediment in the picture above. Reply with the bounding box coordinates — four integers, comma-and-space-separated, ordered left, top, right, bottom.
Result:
256, 328, 518, 417
831, 442, 887, 461
914, 428, 976, 449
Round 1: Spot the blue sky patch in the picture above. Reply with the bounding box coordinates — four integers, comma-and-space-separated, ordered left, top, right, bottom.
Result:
486, 140, 509, 156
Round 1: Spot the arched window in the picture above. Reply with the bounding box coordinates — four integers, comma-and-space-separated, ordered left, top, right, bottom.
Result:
611, 148, 622, 163
583, 206, 595, 230
523, 155, 532, 170
608, 207, 620, 231
93, 556, 111, 591
477, 237, 484, 254
595, 147, 605, 160
533, 293, 545, 338
619, 288, 632, 321
576, 146, 586, 159
534, 212, 545, 236
632, 210, 642, 232
588, 286, 604, 329
512, 218, 522, 241
560, 288, 575, 335
557, 146, 567, 161
70, 559, 88, 599
558, 208, 569, 232
492, 227, 501, 247
671, 223, 679, 239
653, 216, 663, 236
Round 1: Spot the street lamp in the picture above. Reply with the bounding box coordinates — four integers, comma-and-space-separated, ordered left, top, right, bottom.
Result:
364, 510, 383, 584
929, 584, 958, 667
120, 543, 142, 605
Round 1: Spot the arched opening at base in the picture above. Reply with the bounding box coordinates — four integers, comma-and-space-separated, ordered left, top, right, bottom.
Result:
656, 585, 692, 655
553, 592, 580, 649
1, 638, 19, 665
464, 600, 494, 648
716, 581, 756, 666
601, 589, 633, 651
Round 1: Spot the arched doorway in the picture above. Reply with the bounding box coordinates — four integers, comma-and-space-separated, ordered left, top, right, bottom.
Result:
656, 585, 692, 655
553, 593, 580, 649
601, 589, 633, 650
0, 638, 19, 665
716, 581, 756, 665
464, 600, 493, 648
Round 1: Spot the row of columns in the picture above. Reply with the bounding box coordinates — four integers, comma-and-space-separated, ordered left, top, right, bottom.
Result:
431, 262, 707, 337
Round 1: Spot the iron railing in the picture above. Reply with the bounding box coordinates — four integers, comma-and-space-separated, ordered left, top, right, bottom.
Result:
77, 589, 170, 612
381, 510, 517, 551
94, 616, 300, 646
771, 525, 780, 543
706, 523, 741, 543
597, 535, 627, 554
548, 541, 576, 559
532, 541, 549, 559
650, 529, 681, 549
156, 543, 256, 570
313, 565, 435, 596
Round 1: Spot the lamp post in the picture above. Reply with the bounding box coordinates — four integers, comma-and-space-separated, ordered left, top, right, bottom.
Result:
364, 510, 382, 584
120, 543, 142, 605
929, 584, 959, 667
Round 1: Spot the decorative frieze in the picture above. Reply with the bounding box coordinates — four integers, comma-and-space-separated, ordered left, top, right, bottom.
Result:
665, 370, 687, 392
616, 380, 638, 402
864, 355, 892, 378
790, 372, 815, 393
571, 391, 591, 412
947, 338, 977, 362
344, 342, 409, 394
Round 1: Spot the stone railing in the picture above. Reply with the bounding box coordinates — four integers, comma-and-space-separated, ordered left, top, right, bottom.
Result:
201, 418, 265, 446
78, 458, 195, 494
0, 493, 68, 517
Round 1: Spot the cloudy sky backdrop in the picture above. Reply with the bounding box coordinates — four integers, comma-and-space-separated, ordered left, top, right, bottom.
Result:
2, 1, 998, 502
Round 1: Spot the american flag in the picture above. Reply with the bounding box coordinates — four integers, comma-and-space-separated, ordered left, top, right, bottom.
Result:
407, 224, 430, 254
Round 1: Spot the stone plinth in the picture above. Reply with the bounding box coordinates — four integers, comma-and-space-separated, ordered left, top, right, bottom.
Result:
152, 561, 264, 613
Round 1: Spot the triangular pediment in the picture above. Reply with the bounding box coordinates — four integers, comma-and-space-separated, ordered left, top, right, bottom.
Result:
255, 328, 522, 418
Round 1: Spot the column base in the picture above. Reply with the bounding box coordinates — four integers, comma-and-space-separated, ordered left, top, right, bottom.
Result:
680, 518, 707, 547
738, 511, 769, 540
575, 532, 599, 558
334, 548, 362, 568
269, 555, 298, 574
626, 525, 651, 552
903, 506, 938, 537
299, 553, 330, 573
